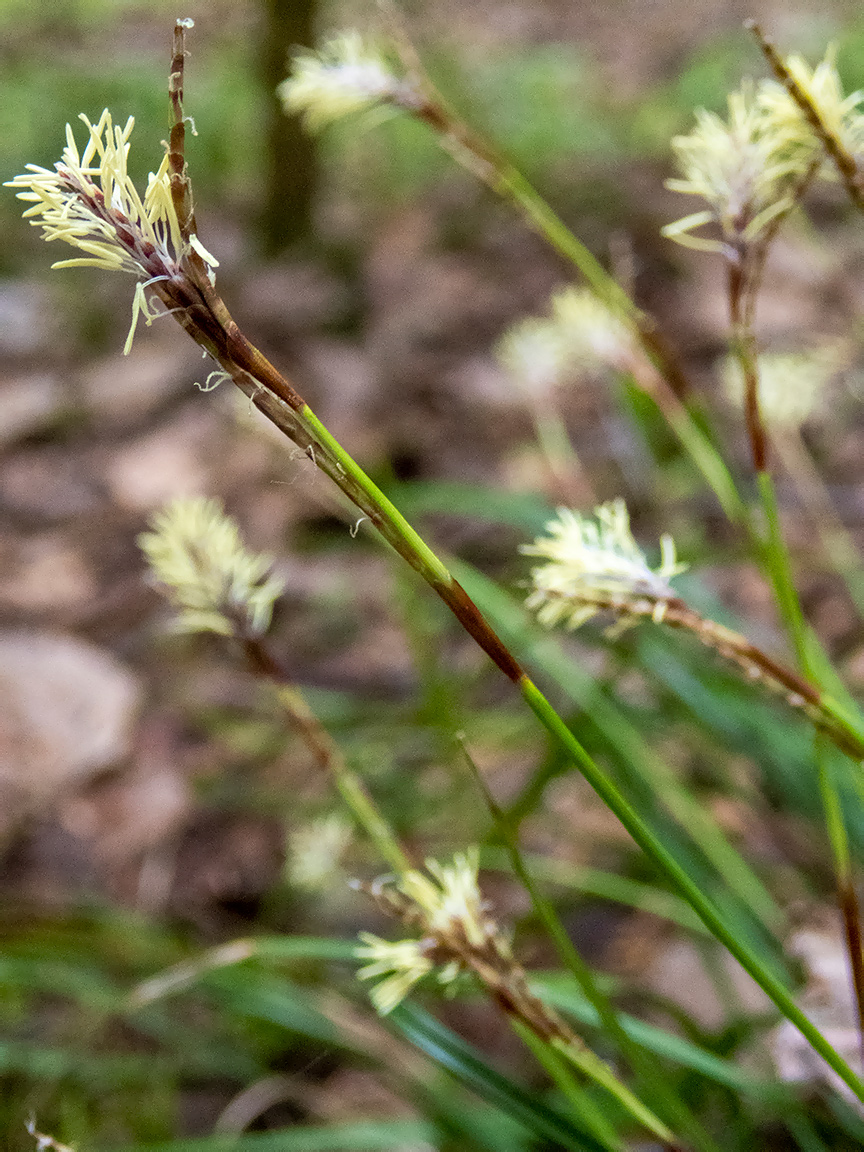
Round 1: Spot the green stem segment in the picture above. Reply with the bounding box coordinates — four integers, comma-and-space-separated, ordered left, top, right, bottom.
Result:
210, 323, 864, 1103
518, 675, 864, 1102
243, 640, 413, 877
467, 750, 714, 1151
513, 1021, 623, 1152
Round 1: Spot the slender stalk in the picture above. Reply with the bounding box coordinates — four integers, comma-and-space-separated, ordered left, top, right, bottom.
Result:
463, 743, 717, 1152
244, 636, 413, 876
520, 678, 864, 1101
384, 39, 775, 536
748, 21, 864, 215
512, 1021, 623, 1152
371, 19, 693, 402
775, 429, 864, 622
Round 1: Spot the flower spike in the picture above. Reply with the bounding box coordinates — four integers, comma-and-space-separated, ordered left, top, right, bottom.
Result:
522, 500, 685, 629
355, 848, 503, 1014
4, 111, 217, 353
662, 85, 807, 253
138, 497, 284, 638
756, 43, 864, 179
279, 31, 422, 132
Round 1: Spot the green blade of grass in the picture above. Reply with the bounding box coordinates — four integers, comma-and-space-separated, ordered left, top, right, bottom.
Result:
531, 974, 782, 1098
389, 1002, 611, 1152
451, 556, 783, 931
482, 847, 707, 933
101, 1121, 437, 1152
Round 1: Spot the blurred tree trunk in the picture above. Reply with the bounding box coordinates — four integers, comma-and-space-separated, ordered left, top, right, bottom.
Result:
258, 0, 318, 255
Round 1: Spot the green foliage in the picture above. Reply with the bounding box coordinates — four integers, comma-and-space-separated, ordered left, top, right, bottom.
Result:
10, 5, 864, 1151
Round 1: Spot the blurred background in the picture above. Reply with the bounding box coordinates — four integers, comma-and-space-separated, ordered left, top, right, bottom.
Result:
6, 0, 864, 1145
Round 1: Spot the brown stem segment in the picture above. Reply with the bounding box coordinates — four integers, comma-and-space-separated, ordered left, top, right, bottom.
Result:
168, 19, 196, 239
728, 258, 768, 474
748, 21, 864, 215
242, 636, 346, 774
664, 602, 864, 760
550, 591, 864, 762
237, 634, 414, 875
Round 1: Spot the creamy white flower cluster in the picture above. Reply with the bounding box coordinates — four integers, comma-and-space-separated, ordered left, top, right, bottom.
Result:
496, 287, 636, 395
138, 497, 284, 639
279, 32, 423, 132
355, 849, 501, 1014
5, 110, 218, 353
522, 499, 685, 630
721, 347, 845, 430
664, 50, 864, 252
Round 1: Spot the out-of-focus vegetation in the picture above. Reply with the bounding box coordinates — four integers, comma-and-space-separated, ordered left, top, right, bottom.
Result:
9, 1, 864, 1149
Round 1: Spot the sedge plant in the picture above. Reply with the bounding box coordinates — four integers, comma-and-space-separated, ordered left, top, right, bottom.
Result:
11, 12, 864, 1148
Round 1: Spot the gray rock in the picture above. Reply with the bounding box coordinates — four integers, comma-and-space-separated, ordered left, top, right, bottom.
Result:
0, 631, 143, 816
0, 373, 64, 448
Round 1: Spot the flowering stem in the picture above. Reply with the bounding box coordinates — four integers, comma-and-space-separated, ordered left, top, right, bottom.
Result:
406, 68, 760, 524
243, 636, 413, 876
748, 21, 864, 214
511, 1021, 624, 1151
162, 248, 864, 1097
188, 273, 864, 1094
413, 95, 693, 399
276, 682, 414, 878
374, 30, 691, 396
464, 743, 716, 1152
519, 678, 864, 1102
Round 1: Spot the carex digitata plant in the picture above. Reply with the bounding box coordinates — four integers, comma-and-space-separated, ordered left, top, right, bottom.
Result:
12, 13, 864, 1149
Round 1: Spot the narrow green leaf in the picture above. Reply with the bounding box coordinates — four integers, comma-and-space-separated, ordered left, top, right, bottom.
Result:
201, 969, 343, 1050
389, 1002, 610, 1152
482, 847, 707, 934
532, 974, 783, 1097
452, 556, 783, 931
100, 1120, 436, 1152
